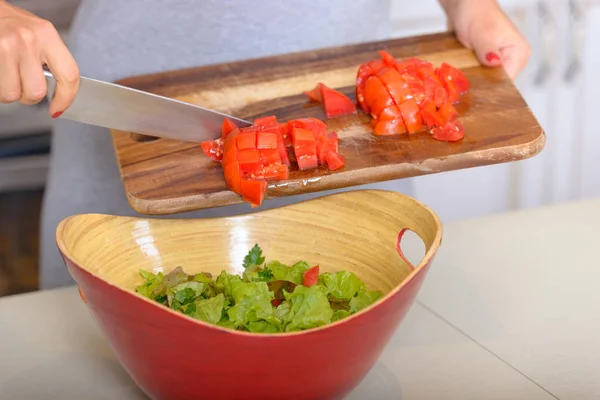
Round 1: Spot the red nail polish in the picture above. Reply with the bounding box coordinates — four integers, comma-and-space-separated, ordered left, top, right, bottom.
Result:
485, 52, 501, 63
52, 111, 63, 119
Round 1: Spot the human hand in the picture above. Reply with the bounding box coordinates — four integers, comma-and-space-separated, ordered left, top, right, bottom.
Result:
0, 1, 79, 116
439, 0, 530, 80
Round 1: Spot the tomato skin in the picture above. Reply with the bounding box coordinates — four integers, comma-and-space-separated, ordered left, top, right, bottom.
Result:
256, 132, 278, 149
254, 116, 278, 128
303, 84, 323, 102
399, 98, 423, 133
223, 161, 242, 194
200, 139, 223, 162
373, 119, 407, 136
320, 84, 357, 119
431, 119, 465, 142
221, 118, 238, 139
324, 152, 346, 170
302, 265, 320, 287
240, 179, 267, 208
236, 132, 256, 151
297, 154, 319, 170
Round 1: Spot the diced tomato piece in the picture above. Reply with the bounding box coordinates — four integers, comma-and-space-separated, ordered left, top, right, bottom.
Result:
376, 66, 403, 86
277, 134, 291, 166
223, 162, 242, 194
302, 265, 320, 287
422, 109, 445, 129
253, 116, 278, 128
356, 63, 376, 113
297, 154, 318, 170
379, 50, 397, 67
437, 63, 469, 93
317, 131, 340, 164
237, 149, 261, 173
320, 84, 357, 119
303, 84, 323, 102
364, 76, 390, 112
289, 118, 328, 140
221, 118, 238, 140
256, 132, 278, 149
373, 119, 407, 135
292, 127, 316, 145
240, 179, 267, 208
271, 299, 283, 307
262, 163, 289, 181
200, 139, 223, 162
398, 98, 423, 133
324, 152, 346, 170
222, 146, 238, 165
236, 132, 256, 150
295, 143, 317, 158
438, 103, 458, 121
386, 81, 412, 105
431, 119, 465, 142
259, 149, 281, 164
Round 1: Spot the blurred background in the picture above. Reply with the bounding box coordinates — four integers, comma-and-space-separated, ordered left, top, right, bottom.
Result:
0, 0, 598, 297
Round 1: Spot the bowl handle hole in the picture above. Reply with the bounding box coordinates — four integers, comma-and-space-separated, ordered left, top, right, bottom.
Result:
396, 228, 426, 270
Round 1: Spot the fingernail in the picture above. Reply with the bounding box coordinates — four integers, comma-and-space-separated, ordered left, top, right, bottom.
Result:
52, 111, 63, 119
485, 52, 502, 63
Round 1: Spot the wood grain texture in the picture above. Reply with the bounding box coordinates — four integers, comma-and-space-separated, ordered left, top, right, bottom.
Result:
111, 32, 545, 215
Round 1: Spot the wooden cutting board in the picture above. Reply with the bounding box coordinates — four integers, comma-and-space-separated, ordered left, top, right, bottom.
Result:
111, 32, 545, 215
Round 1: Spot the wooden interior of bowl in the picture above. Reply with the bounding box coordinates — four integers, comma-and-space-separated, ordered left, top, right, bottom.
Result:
57, 190, 442, 295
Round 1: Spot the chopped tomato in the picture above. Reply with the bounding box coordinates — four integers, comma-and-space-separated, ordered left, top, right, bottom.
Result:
256, 132, 278, 149
302, 265, 320, 287
438, 103, 458, 121
297, 154, 318, 170
240, 179, 267, 208
254, 116, 278, 128
437, 63, 469, 93
200, 139, 223, 162
356, 63, 376, 113
236, 132, 256, 151
261, 163, 289, 181
221, 118, 238, 139
399, 99, 423, 133
292, 127, 316, 145
223, 162, 242, 194
431, 119, 465, 142
324, 152, 346, 170
259, 149, 281, 165
271, 299, 283, 307
373, 119, 407, 135
303, 84, 323, 102
237, 149, 261, 173
319, 84, 357, 119
379, 50, 397, 67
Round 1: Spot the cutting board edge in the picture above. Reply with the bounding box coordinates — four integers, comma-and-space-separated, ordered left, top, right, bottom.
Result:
121, 128, 546, 216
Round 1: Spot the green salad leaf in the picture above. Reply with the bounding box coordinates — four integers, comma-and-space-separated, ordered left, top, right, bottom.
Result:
133, 244, 384, 334
319, 271, 363, 301
242, 244, 265, 269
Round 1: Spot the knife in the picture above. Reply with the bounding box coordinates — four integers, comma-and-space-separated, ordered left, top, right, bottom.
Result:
43, 70, 252, 143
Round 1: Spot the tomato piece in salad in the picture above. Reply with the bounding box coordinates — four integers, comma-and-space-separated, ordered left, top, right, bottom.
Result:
302, 265, 320, 287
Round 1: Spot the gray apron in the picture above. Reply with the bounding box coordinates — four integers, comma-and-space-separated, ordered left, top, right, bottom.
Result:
40, 0, 413, 289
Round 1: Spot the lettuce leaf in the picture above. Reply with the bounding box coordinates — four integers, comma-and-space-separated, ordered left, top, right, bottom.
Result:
267, 260, 310, 285
135, 269, 165, 300
350, 289, 383, 313
185, 293, 225, 324
167, 281, 203, 309
282, 285, 333, 332
319, 271, 363, 301
216, 270, 243, 298
227, 281, 278, 330
332, 309, 351, 322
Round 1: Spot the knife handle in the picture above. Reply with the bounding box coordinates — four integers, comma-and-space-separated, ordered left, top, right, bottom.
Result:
43, 69, 58, 102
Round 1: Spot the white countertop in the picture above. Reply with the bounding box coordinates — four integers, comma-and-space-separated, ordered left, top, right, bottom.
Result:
1, 197, 599, 400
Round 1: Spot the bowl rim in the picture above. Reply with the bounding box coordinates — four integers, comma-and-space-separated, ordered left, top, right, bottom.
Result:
56, 189, 443, 338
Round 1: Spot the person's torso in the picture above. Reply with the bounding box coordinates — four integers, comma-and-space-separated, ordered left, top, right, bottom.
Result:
70, 0, 392, 81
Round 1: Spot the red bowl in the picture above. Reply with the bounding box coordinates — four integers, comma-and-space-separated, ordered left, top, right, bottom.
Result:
56, 190, 442, 400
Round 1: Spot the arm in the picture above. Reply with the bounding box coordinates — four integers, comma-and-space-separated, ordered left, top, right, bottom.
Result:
0, 0, 79, 116
437, 0, 530, 79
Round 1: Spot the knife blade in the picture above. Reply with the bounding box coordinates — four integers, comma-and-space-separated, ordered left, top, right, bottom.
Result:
43, 70, 252, 143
